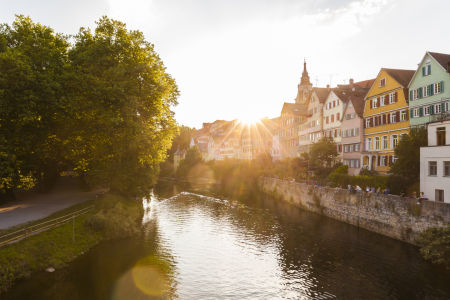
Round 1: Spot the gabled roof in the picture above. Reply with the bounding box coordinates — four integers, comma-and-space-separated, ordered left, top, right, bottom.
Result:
348, 96, 366, 117
313, 87, 333, 103
174, 148, 187, 156
428, 52, 450, 71
281, 102, 308, 115
332, 90, 368, 103
383, 68, 415, 88
354, 79, 376, 89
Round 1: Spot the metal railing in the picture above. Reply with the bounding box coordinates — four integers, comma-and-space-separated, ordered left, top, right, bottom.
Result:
0, 205, 95, 246
429, 112, 450, 123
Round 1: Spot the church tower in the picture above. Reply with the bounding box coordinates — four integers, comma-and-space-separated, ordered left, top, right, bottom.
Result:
296, 59, 313, 104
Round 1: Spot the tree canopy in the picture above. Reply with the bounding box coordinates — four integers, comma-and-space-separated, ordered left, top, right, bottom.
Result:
309, 137, 338, 168
0, 15, 179, 197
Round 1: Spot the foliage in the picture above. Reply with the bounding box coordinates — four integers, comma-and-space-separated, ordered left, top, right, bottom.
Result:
176, 147, 203, 179
333, 165, 348, 175
309, 137, 338, 168
359, 167, 378, 176
418, 225, 450, 269
390, 128, 427, 184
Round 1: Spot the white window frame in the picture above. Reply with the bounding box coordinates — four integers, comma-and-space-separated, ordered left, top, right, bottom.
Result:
429, 161, 437, 176
344, 159, 348, 166
366, 119, 370, 128
390, 113, 396, 123
380, 156, 386, 166
380, 78, 386, 87
424, 106, 430, 116
413, 89, 418, 100
375, 137, 380, 150
349, 144, 354, 152
367, 138, 372, 151
344, 145, 349, 152
414, 108, 419, 118
382, 135, 388, 150
389, 93, 395, 104
380, 96, 385, 106
400, 110, 406, 121
355, 144, 360, 152
423, 85, 430, 97
372, 98, 378, 108
434, 82, 442, 95
391, 134, 398, 149
435, 104, 442, 114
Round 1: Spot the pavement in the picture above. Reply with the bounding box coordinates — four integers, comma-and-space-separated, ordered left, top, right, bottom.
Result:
0, 177, 108, 230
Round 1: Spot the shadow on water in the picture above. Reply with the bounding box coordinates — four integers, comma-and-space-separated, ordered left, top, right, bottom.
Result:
3, 181, 450, 300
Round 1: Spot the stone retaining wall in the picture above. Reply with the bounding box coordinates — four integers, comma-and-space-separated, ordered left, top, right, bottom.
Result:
259, 177, 450, 244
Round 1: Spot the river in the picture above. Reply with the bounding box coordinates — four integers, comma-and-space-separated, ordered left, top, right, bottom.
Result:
3, 183, 450, 299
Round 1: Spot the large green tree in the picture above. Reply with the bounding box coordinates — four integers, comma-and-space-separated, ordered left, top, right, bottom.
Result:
389, 128, 427, 184
0, 15, 70, 192
309, 137, 338, 168
68, 17, 179, 196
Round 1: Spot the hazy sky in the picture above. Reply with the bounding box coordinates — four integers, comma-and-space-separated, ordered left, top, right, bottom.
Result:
2, 0, 450, 128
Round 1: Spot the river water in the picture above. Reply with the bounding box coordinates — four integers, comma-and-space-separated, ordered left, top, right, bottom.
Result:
3, 183, 450, 300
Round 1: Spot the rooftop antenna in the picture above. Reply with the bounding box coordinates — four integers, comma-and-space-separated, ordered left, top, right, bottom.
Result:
314, 76, 319, 86
325, 74, 338, 87
343, 79, 347, 84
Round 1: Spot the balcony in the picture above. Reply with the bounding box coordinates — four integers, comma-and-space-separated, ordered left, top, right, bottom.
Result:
429, 112, 450, 123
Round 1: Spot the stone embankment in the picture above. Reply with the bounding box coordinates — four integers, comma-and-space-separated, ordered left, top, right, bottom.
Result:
259, 177, 450, 244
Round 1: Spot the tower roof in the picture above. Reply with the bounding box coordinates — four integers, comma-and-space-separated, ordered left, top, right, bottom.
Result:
300, 58, 311, 85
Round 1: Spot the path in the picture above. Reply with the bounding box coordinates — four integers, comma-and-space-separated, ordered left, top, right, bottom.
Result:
0, 177, 107, 230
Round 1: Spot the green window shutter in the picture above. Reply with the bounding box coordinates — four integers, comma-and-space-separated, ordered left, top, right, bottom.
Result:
422, 67, 425, 76
419, 107, 423, 117
409, 90, 413, 100
410, 109, 414, 118
441, 81, 444, 93
418, 87, 423, 98
442, 102, 446, 112
430, 105, 434, 115
428, 65, 431, 74
430, 84, 434, 96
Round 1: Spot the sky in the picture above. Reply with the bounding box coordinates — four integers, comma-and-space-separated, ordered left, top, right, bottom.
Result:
2, 0, 450, 128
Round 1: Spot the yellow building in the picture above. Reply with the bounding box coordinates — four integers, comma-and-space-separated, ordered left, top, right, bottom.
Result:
174, 147, 187, 172
361, 69, 415, 174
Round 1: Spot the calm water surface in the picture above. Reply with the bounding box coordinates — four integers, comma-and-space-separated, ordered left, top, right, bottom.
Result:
3, 183, 450, 299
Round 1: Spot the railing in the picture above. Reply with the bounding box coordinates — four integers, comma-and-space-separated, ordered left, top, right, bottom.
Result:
0, 205, 95, 246
429, 112, 450, 123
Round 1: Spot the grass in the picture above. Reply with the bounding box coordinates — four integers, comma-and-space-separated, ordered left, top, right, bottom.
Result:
0, 194, 144, 294
0, 200, 95, 237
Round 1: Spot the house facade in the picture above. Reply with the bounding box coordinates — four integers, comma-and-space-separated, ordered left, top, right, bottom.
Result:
174, 147, 187, 171
362, 68, 415, 174
408, 52, 450, 127
420, 117, 450, 202
341, 96, 365, 175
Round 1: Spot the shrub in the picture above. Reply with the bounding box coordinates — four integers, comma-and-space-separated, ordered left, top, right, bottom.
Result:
418, 225, 450, 268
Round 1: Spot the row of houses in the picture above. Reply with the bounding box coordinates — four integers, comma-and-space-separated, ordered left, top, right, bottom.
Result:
175, 51, 450, 202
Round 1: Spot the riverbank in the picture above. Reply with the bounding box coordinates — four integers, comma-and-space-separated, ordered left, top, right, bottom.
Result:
259, 177, 450, 245
0, 194, 143, 294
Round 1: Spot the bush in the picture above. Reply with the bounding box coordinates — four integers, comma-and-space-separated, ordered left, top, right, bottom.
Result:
418, 225, 450, 269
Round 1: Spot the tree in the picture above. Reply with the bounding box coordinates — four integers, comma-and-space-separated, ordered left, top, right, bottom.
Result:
389, 128, 427, 185
0, 15, 71, 192
418, 224, 450, 269
176, 147, 202, 179
67, 16, 179, 196
309, 137, 338, 168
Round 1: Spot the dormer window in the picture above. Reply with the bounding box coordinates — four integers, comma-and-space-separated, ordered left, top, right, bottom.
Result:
380, 78, 386, 87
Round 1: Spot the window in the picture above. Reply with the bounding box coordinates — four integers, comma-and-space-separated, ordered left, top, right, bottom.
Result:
414, 108, 419, 118
392, 134, 398, 149
424, 106, 430, 116
400, 110, 406, 121
437, 127, 446, 146
349, 145, 354, 152
344, 145, 349, 152
366, 119, 370, 128
367, 138, 372, 151
436, 190, 445, 202
372, 98, 378, 108
382, 136, 388, 149
393, 155, 398, 163
349, 102, 353, 108
326, 116, 329, 124
380, 96, 385, 106
413, 89, 418, 100
390, 113, 396, 123
423, 65, 431, 76
380, 78, 386, 86
444, 162, 450, 176
380, 156, 386, 166
331, 115, 334, 122
355, 144, 360, 151
435, 104, 442, 114
434, 82, 442, 94
344, 159, 348, 166
423, 85, 430, 97
350, 160, 355, 168
375, 137, 380, 150
389, 93, 395, 104
337, 113, 340, 121
429, 161, 437, 176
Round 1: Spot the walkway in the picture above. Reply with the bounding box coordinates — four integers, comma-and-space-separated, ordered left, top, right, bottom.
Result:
0, 177, 107, 230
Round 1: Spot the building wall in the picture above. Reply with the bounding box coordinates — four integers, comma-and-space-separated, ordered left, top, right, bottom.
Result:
420, 146, 450, 202
409, 53, 450, 126
341, 102, 364, 175
323, 92, 345, 162
363, 70, 410, 174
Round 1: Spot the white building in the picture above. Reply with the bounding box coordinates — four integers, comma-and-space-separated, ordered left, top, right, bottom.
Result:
420, 117, 450, 202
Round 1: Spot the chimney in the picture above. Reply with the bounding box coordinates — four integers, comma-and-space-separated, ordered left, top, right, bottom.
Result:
447, 61, 450, 73
349, 78, 354, 88
326, 84, 330, 90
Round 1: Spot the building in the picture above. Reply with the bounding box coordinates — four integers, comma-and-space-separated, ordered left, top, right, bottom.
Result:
420, 116, 450, 202
408, 52, 450, 127
173, 147, 187, 171
278, 103, 307, 158
361, 68, 415, 174
341, 96, 365, 175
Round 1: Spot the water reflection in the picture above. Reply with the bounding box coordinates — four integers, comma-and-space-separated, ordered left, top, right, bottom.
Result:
3, 183, 450, 300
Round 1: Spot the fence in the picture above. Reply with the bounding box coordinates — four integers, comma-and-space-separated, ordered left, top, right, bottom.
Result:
0, 205, 95, 246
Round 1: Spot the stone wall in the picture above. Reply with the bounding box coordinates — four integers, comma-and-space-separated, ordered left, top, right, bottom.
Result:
259, 177, 450, 244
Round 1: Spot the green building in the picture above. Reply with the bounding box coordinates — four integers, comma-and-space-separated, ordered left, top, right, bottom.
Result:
408, 52, 450, 127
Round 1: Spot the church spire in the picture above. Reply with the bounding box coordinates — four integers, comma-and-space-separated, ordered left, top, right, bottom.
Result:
300, 58, 311, 85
